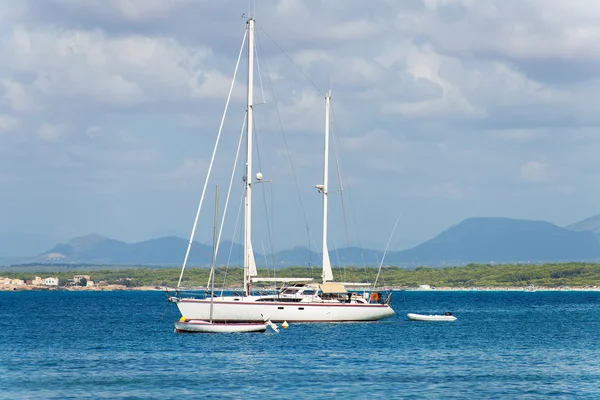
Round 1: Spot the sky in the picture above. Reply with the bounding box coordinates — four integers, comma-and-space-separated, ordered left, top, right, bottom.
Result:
1, 0, 600, 257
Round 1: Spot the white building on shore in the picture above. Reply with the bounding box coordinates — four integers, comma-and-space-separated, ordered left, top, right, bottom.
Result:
43, 277, 59, 286
0, 277, 26, 287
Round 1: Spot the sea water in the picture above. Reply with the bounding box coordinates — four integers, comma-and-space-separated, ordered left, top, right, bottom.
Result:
1, 290, 599, 399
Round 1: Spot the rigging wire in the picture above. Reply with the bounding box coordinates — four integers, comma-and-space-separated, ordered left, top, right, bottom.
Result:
250, 33, 277, 273
330, 105, 372, 282
252, 116, 277, 278
207, 112, 247, 289
257, 23, 324, 97
329, 104, 352, 282
253, 39, 267, 105
255, 28, 316, 271
245, 25, 372, 283
177, 28, 247, 289
333, 239, 345, 282
261, 241, 270, 271
221, 193, 245, 295
329, 106, 351, 249
373, 212, 402, 290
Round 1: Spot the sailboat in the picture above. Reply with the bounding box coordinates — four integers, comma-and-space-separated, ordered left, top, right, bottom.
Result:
174, 187, 268, 333
168, 15, 395, 323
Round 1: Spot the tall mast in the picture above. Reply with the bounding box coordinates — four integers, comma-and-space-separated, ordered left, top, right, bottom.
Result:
243, 16, 255, 296
321, 92, 333, 283
209, 186, 218, 323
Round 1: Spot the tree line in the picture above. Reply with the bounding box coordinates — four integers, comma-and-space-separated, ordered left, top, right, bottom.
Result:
4, 262, 600, 288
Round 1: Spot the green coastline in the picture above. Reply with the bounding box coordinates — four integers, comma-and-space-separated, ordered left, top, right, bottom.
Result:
2, 262, 600, 289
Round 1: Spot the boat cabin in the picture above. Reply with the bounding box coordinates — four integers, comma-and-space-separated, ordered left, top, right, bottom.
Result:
258, 282, 371, 304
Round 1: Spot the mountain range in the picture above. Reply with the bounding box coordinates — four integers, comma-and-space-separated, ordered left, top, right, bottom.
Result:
6, 215, 600, 267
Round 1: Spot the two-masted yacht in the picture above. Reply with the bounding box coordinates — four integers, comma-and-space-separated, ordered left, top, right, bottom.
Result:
168, 15, 395, 323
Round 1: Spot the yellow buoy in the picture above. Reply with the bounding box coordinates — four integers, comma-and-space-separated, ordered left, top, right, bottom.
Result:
282, 321, 289, 328
179, 316, 187, 322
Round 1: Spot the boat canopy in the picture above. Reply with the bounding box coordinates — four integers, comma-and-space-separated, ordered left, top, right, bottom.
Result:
337, 282, 371, 287
319, 282, 347, 294
250, 277, 313, 283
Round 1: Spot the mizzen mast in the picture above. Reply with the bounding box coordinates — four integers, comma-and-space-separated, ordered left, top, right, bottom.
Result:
318, 92, 334, 283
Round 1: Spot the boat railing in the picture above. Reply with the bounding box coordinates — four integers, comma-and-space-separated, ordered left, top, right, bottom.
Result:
166, 288, 240, 300
383, 291, 393, 305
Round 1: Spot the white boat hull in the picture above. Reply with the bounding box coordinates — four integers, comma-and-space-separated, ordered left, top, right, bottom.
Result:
407, 313, 457, 322
176, 297, 395, 322
175, 319, 267, 333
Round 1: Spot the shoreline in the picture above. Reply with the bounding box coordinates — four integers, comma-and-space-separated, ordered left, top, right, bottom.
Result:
0, 285, 162, 291
402, 287, 600, 291
2, 285, 599, 292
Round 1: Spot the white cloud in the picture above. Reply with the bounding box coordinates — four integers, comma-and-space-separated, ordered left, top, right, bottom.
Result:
432, 182, 464, 199
397, 0, 600, 61
270, 89, 324, 132
342, 130, 407, 154
0, 114, 18, 132
37, 123, 67, 141
85, 125, 101, 137
520, 161, 549, 182
1, 26, 227, 110
156, 158, 208, 190
2, 80, 39, 112
40, 0, 189, 23
492, 129, 541, 143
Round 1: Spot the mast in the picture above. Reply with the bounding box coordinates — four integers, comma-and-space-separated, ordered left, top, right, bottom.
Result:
321, 92, 334, 283
209, 186, 218, 323
243, 16, 255, 296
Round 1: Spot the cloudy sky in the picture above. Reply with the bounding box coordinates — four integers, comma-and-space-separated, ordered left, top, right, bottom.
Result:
1, 0, 600, 257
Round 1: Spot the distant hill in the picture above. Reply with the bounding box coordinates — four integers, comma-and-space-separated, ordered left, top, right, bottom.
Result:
273, 246, 384, 267
32, 235, 381, 267
565, 214, 600, 234
8, 215, 600, 267
388, 217, 600, 264
37, 234, 216, 265
274, 246, 319, 267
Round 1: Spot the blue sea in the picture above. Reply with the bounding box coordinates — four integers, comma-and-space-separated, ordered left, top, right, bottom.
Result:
1, 290, 599, 399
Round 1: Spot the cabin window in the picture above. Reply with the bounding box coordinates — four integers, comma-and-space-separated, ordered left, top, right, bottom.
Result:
302, 290, 315, 295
